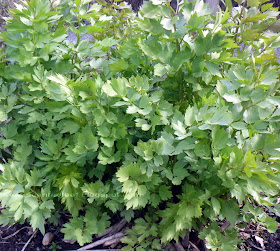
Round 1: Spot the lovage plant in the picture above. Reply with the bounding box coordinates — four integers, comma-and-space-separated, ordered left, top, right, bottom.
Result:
0, 0, 280, 250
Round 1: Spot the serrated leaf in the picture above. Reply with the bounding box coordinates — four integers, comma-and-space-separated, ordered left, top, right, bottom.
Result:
208, 107, 233, 125
243, 106, 259, 124
102, 82, 118, 96
159, 185, 172, 200
205, 61, 222, 77
126, 105, 139, 114
211, 197, 221, 215
103, 78, 127, 97
138, 18, 164, 35
121, 209, 134, 222
30, 211, 45, 234
259, 71, 278, 86
154, 63, 167, 76
109, 59, 128, 73
221, 200, 239, 226
212, 126, 228, 150
58, 120, 80, 134
223, 93, 241, 104
185, 106, 197, 126
138, 38, 174, 64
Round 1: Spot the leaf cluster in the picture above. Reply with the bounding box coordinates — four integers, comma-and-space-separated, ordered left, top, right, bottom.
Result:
0, 0, 280, 249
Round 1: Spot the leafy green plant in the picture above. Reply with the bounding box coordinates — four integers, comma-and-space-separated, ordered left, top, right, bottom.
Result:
0, 0, 280, 250
51, 242, 62, 251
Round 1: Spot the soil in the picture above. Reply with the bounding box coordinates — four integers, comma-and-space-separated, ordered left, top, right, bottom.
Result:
0, 222, 81, 251
0, 218, 279, 250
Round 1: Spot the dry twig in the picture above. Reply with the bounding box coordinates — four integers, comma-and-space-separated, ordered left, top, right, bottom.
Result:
95, 226, 113, 238
189, 241, 200, 251
74, 249, 121, 251
182, 230, 190, 248
174, 241, 185, 251
2, 226, 32, 240
20, 229, 37, 251
1, 156, 7, 163
103, 236, 123, 247
247, 240, 265, 251
109, 219, 127, 235
77, 232, 125, 251
96, 219, 127, 238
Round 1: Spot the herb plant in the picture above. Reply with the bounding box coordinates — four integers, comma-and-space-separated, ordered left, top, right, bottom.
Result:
0, 0, 280, 250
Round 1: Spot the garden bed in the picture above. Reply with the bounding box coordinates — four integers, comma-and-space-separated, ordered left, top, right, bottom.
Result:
1, 0, 280, 250
0, 218, 279, 250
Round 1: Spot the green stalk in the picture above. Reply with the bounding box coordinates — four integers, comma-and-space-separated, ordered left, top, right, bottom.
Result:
178, 69, 184, 102
175, 38, 184, 101
234, 0, 247, 42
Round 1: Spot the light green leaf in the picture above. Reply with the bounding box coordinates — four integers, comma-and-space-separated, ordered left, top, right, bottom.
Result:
259, 71, 278, 86
205, 61, 222, 77
103, 82, 118, 97
138, 38, 174, 64
138, 18, 164, 35
126, 105, 139, 114
208, 107, 233, 125
30, 211, 45, 234
159, 185, 172, 200
231, 122, 247, 130
109, 59, 128, 73
211, 197, 221, 215
212, 126, 228, 150
243, 106, 259, 124
223, 93, 241, 104
58, 120, 80, 134
154, 63, 167, 76
184, 106, 197, 126
20, 17, 32, 26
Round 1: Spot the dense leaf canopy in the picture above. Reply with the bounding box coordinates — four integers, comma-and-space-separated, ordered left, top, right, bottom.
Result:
0, 0, 280, 249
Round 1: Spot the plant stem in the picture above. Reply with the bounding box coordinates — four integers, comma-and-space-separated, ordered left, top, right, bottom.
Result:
234, 0, 247, 42
175, 38, 184, 101
178, 69, 184, 101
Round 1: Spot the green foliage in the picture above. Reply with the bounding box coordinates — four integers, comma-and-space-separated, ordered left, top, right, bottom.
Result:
199, 222, 240, 251
0, 0, 280, 249
121, 214, 162, 250
61, 206, 110, 245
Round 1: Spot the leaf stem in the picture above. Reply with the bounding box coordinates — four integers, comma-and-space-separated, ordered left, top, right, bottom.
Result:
178, 69, 184, 102
175, 38, 184, 102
